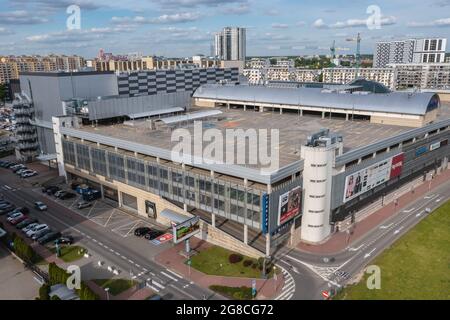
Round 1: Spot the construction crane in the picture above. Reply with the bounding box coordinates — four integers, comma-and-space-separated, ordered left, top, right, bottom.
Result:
346, 33, 362, 69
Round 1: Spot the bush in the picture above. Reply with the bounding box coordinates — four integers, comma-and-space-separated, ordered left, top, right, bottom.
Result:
13, 236, 38, 264
210, 285, 253, 300
39, 284, 50, 300
251, 263, 257, 269
228, 253, 243, 264
243, 260, 253, 267
51, 295, 61, 300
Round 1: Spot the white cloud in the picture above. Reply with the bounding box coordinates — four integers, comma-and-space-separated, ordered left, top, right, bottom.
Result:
271, 23, 289, 29
221, 4, 250, 15
26, 27, 128, 44
0, 27, 14, 35
407, 18, 450, 27
0, 10, 49, 25
313, 16, 396, 29
112, 12, 201, 25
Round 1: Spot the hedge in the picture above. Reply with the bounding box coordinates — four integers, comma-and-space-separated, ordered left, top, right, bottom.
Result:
13, 235, 39, 264
48, 262, 99, 300
39, 284, 50, 300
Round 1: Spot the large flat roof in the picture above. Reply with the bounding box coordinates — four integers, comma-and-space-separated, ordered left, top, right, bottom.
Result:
61, 103, 450, 183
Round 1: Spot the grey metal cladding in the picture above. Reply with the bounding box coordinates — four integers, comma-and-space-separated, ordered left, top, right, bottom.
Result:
193, 84, 437, 116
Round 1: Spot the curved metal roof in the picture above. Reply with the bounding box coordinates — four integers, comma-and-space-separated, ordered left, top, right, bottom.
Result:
193, 84, 439, 116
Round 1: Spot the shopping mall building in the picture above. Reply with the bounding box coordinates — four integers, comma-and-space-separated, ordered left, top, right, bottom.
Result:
24, 81, 449, 257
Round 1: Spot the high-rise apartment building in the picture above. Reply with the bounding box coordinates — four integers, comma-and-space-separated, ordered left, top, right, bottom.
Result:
374, 38, 447, 67
214, 27, 246, 61
0, 55, 85, 84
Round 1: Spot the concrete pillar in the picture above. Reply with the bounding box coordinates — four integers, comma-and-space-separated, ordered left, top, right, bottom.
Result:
259, 106, 264, 113
212, 213, 216, 228
210, 170, 214, 178
265, 233, 271, 256
227, 103, 230, 110
183, 203, 188, 212
300, 109, 303, 116
244, 105, 247, 111
243, 178, 248, 187
279, 108, 283, 115
118, 191, 123, 207
345, 113, 349, 121
244, 224, 248, 245
100, 184, 105, 200
322, 111, 325, 119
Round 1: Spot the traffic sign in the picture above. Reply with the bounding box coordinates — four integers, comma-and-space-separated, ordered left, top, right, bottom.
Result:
322, 290, 330, 299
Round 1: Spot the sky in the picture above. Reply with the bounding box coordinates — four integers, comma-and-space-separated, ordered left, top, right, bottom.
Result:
0, 0, 450, 58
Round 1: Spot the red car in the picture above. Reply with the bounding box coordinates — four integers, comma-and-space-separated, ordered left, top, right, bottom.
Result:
10, 214, 28, 225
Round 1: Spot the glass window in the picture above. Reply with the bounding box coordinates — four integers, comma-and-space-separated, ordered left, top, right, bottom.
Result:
160, 168, 168, 180
172, 171, 183, 183
121, 192, 137, 210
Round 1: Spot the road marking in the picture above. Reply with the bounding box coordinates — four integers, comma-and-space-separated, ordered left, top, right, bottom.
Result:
348, 244, 364, 251
274, 265, 295, 300
364, 248, 376, 259
416, 211, 423, 217
146, 284, 160, 292
379, 223, 393, 229
166, 269, 183, 279
403, 207, 415, 213
161, 271, 178, 282
436, 198, 442, 203
152, 281, 165, 289
393, 226, 404, 235
168, 284, 197, 300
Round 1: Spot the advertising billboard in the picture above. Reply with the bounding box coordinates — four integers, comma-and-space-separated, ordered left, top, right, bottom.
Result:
278, 186, 302, 226
415, 145, 428, 157
343, 153, 404, 203
173, 216, 200, 244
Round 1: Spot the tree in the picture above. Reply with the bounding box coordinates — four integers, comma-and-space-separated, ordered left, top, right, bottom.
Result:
39, 284, 50, 300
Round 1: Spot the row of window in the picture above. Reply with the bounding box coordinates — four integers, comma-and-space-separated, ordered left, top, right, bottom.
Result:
62, 140, 262, 229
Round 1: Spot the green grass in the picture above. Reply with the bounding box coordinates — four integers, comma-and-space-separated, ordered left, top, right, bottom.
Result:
336, 200, 450, 300
209, 285, 253, 300
50, 245, 86, 263
93, 278, 138, 296
189, 246, 277, 279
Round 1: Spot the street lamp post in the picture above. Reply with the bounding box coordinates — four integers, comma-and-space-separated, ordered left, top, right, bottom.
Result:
273, 266, 277, 292
105, 287, 110, 301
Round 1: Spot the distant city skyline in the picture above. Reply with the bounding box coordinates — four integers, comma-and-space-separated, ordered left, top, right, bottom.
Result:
1, 0, 450, 58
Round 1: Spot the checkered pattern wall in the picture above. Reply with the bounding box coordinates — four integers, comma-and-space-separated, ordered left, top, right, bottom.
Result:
118, 68, 239, 97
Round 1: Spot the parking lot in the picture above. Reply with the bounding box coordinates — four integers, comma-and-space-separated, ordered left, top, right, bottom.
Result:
34, 185, 171, 245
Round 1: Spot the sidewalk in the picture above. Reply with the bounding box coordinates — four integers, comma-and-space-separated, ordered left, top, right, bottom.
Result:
155, 237, 285, 300
297, 167, 450, 254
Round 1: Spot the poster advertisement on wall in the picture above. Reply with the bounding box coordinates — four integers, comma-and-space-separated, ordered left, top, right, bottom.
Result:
278, 186, 302, 226
343, 153, 404, 203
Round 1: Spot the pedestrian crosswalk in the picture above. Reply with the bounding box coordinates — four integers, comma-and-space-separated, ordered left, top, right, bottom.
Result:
2, 185, 19, 191
275, 266, 295, 300
145, 268, 184, 293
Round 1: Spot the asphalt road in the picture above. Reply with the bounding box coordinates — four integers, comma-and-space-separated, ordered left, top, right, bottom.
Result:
2, 165, 449, 301
0, 170, 223, 301
273, 178, 450, 300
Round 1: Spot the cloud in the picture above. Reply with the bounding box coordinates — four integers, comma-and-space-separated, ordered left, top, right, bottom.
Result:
296, 21, 306, 27
0, 27, 14, 35
11, 0, 102, 11
0, 10, 49, 25
271, 23, 289, 29
221, 4, 250, 15
153, 0, 247, 8
432, 0, 450, 7
112, 12, 201, 25
313, 16, 396, 29
26, 27, 128, 44
407, 18, 450, 27
263, 9, 279, 16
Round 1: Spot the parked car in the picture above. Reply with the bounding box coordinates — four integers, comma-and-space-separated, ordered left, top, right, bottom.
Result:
32, 227, 52, 240
22, 222, 39, 233
9, 207, 30, 215
134, 227, 151, 237
16, 218, 38, 229
144, 230, 164, 240
70, 181, 81, 190
5, 162, 16, 168
10, 214, 28, 225
34, 201, 48, 211
82, 189, 101, 201
15, 168, 28, 175
42, 185, 56, 193
55, 235, 74, 245
37, 231, 61, 245
7, 212, 23, 222
22, 171, 38, 178
54, 190, 66, 198
0, 200, 10, 206
46, 186, 60, 195
59, 192, 76, 200
26, 224, 49, 238
77, 201, 92, 209
11, 164, 26, 172
0, 204, 15, 214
